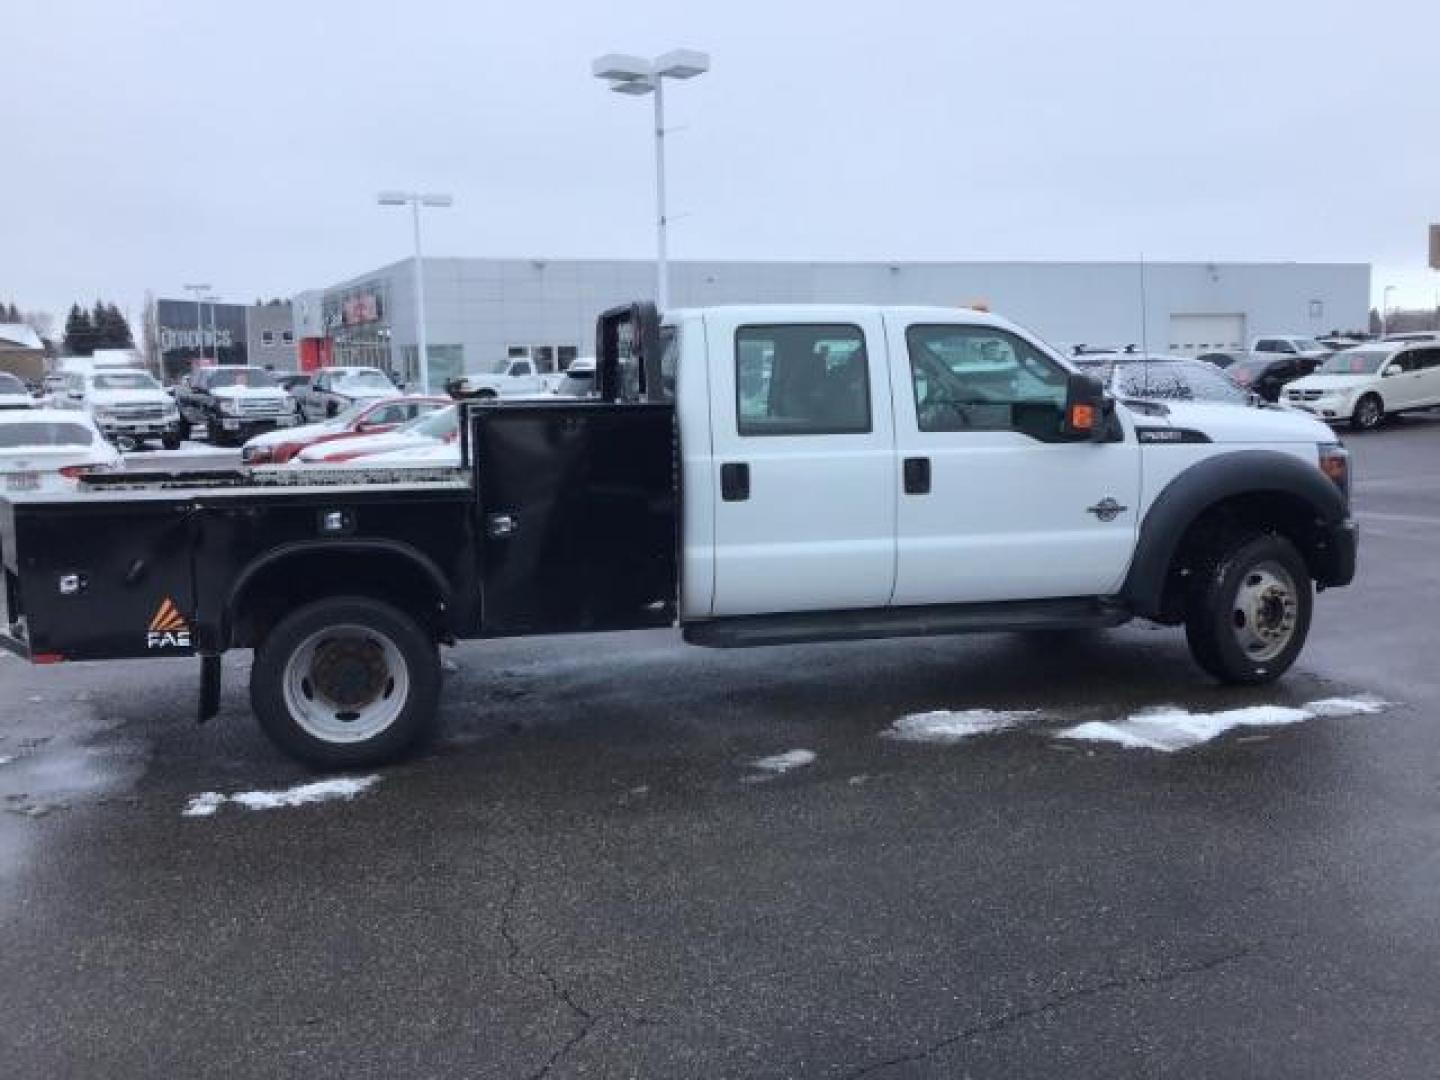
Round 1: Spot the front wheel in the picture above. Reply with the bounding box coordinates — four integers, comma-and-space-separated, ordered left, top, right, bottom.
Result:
1185, 534, 1313, 685
161, 432, 182, 450
1351, 393, 1384, 431
250, 597, 440, 769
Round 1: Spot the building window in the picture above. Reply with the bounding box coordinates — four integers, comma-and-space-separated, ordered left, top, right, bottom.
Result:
507, 345, 529, 358
558, 345, 578, 370
261, 330, 275, 346
281, 330, 294, 344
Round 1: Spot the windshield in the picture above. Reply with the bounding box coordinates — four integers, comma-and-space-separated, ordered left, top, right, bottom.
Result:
0, 421, 95, 448
402, 405, 458, 439
336, 371, 394, 390
0, 373, 27, 394
1295, 339, 1322, 353
1319, 350, 1393, 375
93, 372, 160, 391
206, 368, 277, 389
1115, 362, 1250, 405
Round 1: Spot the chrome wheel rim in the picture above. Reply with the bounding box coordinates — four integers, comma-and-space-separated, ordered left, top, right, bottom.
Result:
282, 623, 409, 743
1230, 561, 1299, 662
1358, 398, 1380, 427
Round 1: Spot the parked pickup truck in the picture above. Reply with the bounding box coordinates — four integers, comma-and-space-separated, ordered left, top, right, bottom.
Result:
445, 358, 550, 400
0, 302, 1356, 768
175, 365, 299, 446
296, 367, 400, 422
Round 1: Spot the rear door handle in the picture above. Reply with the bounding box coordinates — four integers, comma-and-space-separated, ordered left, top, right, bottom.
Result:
903, 457, 931, 495
720, 462, 750, 502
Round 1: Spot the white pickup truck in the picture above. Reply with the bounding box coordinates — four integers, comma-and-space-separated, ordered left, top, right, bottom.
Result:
0, 302, 1357, 768
445, 358, 550, 400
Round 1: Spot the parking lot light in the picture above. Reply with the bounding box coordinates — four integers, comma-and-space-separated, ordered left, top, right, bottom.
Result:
592, 48, 711, 310
377, 191, 454, 392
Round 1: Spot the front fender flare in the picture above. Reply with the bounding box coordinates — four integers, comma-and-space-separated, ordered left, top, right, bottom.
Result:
1119, 449, 1347, 619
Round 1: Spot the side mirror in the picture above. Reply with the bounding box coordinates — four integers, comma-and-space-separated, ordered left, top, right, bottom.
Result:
1062, 372, 1109, 440
1383, 364, 1403, 377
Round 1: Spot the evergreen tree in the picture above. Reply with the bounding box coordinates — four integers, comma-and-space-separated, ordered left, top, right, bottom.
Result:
103, 303, 134, 349
63, 304, 96, 356
1, 301, 19, 322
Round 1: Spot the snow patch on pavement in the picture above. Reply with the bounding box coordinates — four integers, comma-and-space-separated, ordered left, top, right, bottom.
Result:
883, 709, 1037, 744
748, 749, 816, 777
184, 775, 380, 817
1056, 698, 1390, 752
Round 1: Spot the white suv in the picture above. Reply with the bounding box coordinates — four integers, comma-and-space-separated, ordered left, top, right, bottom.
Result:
1283, 341, 1440, 429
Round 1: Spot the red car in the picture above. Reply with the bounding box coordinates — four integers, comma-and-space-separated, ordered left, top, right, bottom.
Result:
240, 396, 449, 465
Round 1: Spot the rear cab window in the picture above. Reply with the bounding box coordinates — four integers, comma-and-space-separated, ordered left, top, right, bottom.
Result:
735, 324, 871, 436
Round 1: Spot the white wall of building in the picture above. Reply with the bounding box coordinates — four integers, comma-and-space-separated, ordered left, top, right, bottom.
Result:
322, 258, 1370, 374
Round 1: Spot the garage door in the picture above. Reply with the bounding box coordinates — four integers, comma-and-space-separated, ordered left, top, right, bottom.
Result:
1169, 314, 1246, 357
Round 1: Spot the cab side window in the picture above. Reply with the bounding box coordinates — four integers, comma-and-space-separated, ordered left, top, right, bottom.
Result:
906, 324, 1070, 440
736, 324, 870, 436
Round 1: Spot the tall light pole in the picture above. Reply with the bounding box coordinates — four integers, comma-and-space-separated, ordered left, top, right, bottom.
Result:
183, 282, 210, 366
593, 49, 710, 311
203, 295, 222, 364
1382, 284, 1398, 338
378, 191, 453, 392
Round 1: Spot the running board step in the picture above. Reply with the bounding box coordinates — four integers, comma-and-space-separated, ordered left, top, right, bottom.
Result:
682, 599, 1130, 649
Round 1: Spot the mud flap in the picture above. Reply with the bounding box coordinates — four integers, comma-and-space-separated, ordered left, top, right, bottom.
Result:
197, 654, 221, 723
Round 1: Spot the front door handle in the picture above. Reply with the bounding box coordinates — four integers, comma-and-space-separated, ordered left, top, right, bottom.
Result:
720, 462, 750, 502
903, 457, 931, 494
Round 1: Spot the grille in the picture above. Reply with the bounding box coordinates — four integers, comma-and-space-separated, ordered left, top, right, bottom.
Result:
113, 405, 166, 420
1287, 389, 1324, 402
237, 397, 288, 417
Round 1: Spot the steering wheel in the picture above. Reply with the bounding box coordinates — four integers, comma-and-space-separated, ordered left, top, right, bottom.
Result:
920, 395, 972, 429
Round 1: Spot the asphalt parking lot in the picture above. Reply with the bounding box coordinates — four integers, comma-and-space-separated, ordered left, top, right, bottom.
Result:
2, 415, 1439, 1078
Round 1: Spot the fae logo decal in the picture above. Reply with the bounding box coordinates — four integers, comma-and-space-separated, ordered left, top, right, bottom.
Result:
147, 598, 192, 649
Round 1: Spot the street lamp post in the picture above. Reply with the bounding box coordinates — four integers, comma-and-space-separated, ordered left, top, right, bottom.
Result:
1382, 285, 1398, 337
592, 49, 710, 311
203, 295, 221, 364
183, 282, 211, 367
378, 191, 453, 392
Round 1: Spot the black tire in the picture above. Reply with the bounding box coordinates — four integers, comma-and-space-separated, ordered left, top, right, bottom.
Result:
325, 401, 339, 418
161, 433, 182, 450
177, 417, 192, 440
1184, 533, 1313, 685
1351, 393, 1384, 431
249, 596, 440, 769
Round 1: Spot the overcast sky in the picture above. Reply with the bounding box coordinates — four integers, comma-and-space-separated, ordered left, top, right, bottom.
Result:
5, 0, 1438, 329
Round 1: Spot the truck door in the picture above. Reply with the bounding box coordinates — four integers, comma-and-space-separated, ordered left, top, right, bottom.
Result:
705, 310, 896, 616
885, 316, 1141, 605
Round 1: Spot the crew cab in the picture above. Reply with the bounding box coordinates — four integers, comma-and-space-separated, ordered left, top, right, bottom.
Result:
175, 365, 299, 446
0, 303, 1356, 769
445, 358, 549, 400
296, 367, 399, 421
58, 368, 182, 450
1284, 340, 1440, 429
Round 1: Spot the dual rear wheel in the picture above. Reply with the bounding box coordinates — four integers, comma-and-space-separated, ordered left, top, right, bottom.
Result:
250, 597, 440, 769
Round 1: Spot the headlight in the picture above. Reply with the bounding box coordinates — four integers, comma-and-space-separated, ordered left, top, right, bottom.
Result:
92, 407, 115, 420
219, 398, 241, 415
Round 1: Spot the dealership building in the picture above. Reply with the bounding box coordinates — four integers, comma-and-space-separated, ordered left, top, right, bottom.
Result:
293, 257, 1371, 387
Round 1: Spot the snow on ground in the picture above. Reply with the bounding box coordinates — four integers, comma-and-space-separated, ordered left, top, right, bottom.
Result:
183, 775, 380, 817
748, 749, 817, 777
883, 709, 1037, 744
1056, 698, 1390, 753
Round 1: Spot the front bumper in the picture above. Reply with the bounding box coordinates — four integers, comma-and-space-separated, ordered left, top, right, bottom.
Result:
1288, 397, 1354, 421
214, 414, 298, 435
97, 419, 181, 439
1316, 518, 1358, 589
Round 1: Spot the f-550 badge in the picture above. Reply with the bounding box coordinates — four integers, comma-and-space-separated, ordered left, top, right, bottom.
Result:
147, 598, 192, 649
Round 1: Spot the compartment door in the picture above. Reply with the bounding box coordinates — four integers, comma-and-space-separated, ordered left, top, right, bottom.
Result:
474, 402, 679, 636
